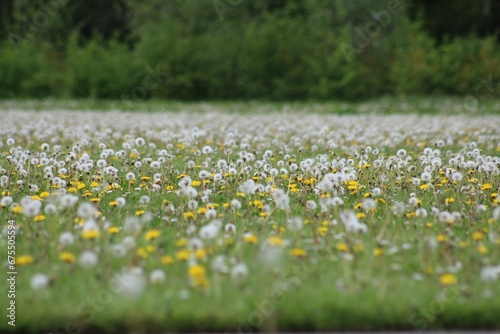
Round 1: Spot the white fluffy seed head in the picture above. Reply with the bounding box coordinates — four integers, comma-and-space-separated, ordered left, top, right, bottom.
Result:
79, 250, 98, 268
231, 263, 248, 280
31, 273, 49, 290
150, 269, 166, 284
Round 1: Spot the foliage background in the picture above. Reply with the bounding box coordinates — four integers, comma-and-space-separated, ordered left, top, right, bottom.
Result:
0, 0, 499, 100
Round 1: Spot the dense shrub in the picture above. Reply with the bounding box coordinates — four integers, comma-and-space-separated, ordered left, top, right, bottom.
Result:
0, 40, 61, 98
391, 24, 500, 97
65, 34, 145, 99
0, 0, 499, 100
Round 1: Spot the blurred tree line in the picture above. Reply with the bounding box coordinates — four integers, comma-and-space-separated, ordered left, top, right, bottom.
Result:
0, 0, 499, 100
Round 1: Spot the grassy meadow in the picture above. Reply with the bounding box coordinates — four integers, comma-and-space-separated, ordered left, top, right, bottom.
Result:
0, 102, 499, 333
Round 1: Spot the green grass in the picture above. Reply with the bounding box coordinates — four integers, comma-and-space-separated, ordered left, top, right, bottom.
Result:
0, 106, 499, 333
1, 96, 500, 114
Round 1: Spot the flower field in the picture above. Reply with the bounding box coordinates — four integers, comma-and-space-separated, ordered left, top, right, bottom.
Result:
1, 110, 500, 333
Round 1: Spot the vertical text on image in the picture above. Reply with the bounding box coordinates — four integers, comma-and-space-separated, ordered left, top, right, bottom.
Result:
7, 219, 17, 327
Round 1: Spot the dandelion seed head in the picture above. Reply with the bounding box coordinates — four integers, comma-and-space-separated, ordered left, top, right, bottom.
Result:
79, 250, 98, 268
31, 273, 49, 290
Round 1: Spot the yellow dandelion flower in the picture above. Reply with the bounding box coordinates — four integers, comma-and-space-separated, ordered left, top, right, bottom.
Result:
135, 210, 145, 216
33, 214, 46, 222
109, 201, 118, 207
40, 191, 50, 198
17, 255, 34, 266
161, 255, 174, 265
192, 180, 201, 187
176, 239, 188, 247
145, 229, 161, 241
439, 273, 457, 286
59, 252, 76, 263
336, 243, 349, 252
12, 206, 23, 214
192, 275, 210, 288
478, 245, 488, 254
436, 234, 447, 243
252, 200, 263, 210
373, 247, 384, 257
244, 234, 258, 244
290, 248, 306, 257
197, 207, 207, 214
347, 180, 358, 187
183, 211, 195, 219
189, 265, 206, 278
445, 198, 455, 204
195, 248, 207, 259
472, 231, 484, 241
318, 226, 328, 236
82, 230, 101, 239
267, 236, 284, 247
176, 249, 190, 261
270, 225, 285, 233
31, 195, 42, 201
107, 226, 120, 234
348, 186, 358, 192
137, 247, 148, 258
481, 183, 492, 191
459, 241, 469, 248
